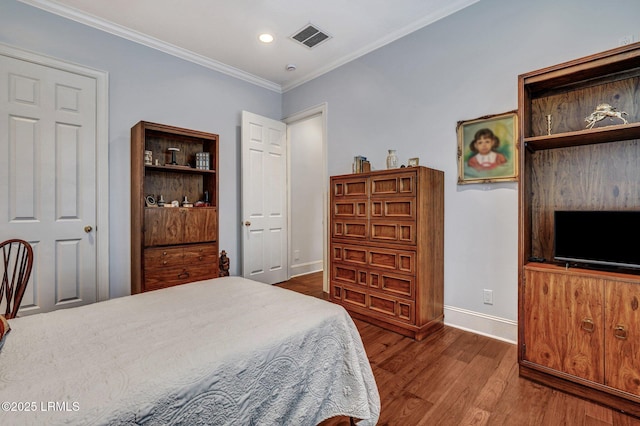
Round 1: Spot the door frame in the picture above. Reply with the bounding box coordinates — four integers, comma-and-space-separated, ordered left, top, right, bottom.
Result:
0, 42, 110, 301
283, 103, 329, 292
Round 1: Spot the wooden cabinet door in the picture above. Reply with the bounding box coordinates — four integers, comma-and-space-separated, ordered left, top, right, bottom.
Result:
605, 281, 640, 396
523, 269, 604, 383
184, 208, 217, 243
144, 208, 185, 246
145, 208, 217, 246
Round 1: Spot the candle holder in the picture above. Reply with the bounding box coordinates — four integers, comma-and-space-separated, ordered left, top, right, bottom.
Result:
546, 114, 552, 135
168, 147, 180, 165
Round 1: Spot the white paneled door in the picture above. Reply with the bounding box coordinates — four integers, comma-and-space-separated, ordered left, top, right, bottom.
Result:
241, 111, 288, 284
0, 53, 100, 314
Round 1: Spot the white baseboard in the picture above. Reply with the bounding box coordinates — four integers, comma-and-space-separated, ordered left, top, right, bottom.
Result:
290, 260, 323, 278
444, 305, 517, 344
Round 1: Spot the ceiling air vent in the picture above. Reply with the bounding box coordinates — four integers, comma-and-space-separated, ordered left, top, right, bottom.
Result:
290, 24, 331, 49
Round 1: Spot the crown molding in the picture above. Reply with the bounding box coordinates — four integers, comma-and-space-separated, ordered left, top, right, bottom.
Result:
18, 0, 283, 93
19, 0, 479, 94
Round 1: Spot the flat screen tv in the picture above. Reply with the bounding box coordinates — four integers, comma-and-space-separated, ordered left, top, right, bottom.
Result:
554, 210, 640, 270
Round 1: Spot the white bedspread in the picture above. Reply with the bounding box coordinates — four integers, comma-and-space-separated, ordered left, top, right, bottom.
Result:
0, 277, 380, 425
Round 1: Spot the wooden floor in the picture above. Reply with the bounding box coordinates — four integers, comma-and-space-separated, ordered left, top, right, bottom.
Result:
277, 272, 640, 426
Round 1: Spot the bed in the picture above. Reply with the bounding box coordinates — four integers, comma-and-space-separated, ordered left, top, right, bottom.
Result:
0, 276, 380, 425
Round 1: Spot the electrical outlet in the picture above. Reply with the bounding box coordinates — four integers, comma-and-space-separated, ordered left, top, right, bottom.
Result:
293, 249, 300, 261
483, 289, 493, 305
619, 34, 635, 46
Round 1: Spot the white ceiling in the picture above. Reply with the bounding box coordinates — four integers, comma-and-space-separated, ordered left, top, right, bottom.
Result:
20, 0, 479, 92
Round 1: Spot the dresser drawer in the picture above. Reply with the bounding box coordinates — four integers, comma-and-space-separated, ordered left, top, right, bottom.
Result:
332, 176, 368, 198
332, 219, 368, 240
369, 292, 415, 323
369, 269, 415, 298
186, 264, 217, 281
332, 244, 415, 274
332, 261, 414, 298
330, 283, 415, 324
144, 266, 190, 290
370, 220, 416, 244
332, 263, 367, 287
184, 245, 217, 263
370, 172, 416, 197
370, 197, 415, 220
333, 200, 367, 218
144, 246, 184, 268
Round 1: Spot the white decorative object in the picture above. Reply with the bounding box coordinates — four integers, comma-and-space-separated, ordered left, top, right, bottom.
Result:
144, 150, 152, 165
585, 103, 628, 129
386, 150, 398, 169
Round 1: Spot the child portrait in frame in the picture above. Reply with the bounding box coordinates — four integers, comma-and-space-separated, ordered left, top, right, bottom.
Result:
457, 111, 518, 184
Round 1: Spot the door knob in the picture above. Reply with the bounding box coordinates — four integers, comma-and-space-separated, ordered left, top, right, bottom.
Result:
84, 225, 93, 233
244, 221, 251, 227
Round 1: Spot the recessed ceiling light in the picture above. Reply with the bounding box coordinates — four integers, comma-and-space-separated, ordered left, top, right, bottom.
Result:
259, 33, 274, 43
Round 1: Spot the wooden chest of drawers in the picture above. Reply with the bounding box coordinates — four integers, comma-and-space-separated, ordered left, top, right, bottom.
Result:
329, 166, 444, 340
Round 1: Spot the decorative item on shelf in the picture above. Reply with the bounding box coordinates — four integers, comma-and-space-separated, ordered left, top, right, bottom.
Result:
585, 103, 628, 129
145, 195, 157, 207
408, 157, 419, 167
144, 150, 153, 165
157, 194, 165, 207
386, 150, 398, 169
546, 114, 552, 135
181, 196, 193, 208
169, 200, 180, 208
196, 152, 210, 170
219, 250, 230, 277
203, 190, 211, 207
168, 147, 180, 165
352, 155, 367, 173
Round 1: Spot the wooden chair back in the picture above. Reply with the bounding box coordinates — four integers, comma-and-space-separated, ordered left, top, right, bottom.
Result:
0, 239, 34, 319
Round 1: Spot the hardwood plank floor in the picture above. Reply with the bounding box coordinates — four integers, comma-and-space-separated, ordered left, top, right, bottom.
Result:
277, 272, 640, 426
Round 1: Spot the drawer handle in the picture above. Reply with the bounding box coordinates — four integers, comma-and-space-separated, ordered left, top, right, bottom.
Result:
198, 256, 203, 261
163, 251, 167, 256
581, 318, 595, 333
614, 324, 628, 340
178, 271, 190, 279
162, 260, 167, 265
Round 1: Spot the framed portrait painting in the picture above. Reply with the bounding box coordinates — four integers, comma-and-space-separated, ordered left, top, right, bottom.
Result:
457, 111, 518, 184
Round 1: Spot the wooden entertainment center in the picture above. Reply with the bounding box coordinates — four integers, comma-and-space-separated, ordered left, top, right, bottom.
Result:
518, 42, 640, 416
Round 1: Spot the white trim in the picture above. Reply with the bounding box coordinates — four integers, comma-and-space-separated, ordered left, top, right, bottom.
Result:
444, 305, 517, 344
18, 0, 281, 93
0, 42, 110, 301
18, 0, 479, 94
284, 103, 329, 292
289, 260, 323, 277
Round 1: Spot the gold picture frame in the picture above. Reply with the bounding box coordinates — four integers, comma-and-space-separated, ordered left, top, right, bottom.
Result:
457, 111, 518, 184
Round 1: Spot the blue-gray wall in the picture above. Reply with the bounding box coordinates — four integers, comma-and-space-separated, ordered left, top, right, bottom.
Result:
282, 0, 640, 336
2, 0, 640, 338
0, 0, 281, 298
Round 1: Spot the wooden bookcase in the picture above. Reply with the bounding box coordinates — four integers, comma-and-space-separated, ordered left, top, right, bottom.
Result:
131, 121, 219, 294
329, 166, 444, 341
518, 42, 640, 416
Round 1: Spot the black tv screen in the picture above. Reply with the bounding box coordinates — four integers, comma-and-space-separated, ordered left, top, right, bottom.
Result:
554, 210, 640, 270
